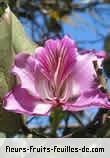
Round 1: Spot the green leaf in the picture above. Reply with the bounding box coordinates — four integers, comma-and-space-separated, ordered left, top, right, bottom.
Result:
0, 7, 14, 97
0, 8, 23, 135
0, 6, 38, 135
12, 12, 36, 53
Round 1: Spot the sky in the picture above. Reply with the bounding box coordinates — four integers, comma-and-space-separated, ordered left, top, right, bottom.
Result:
22, 3, 110, 51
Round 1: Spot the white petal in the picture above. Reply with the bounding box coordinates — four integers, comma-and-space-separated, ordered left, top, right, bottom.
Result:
34, 103, 52, 115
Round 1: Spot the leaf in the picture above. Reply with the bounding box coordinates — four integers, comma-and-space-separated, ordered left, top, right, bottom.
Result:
0, 8, 14, 97
0, 7, 23, 134
12, 11, 37, 53
0, 6, 37, 135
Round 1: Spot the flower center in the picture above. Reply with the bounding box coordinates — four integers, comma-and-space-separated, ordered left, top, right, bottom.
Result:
51, 97, 62, 108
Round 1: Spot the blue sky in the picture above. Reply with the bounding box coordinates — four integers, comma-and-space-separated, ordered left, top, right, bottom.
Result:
22, 3, 110, 51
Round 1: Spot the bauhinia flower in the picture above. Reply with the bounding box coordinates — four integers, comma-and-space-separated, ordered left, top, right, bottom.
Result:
3, 36, 110, 115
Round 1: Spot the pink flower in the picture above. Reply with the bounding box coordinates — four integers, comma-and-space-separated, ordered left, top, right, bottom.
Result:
3, 36, 110, 115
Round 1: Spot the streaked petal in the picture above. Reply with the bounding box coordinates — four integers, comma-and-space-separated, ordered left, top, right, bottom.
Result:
3, 86, 52, 115
35, 35, 77, 95
34, 66, 54, 99
13, 53, 53, 100
60, 76, 80, 102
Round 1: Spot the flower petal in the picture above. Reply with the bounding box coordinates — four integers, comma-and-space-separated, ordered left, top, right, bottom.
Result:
13, 53, 54, 100
71, 52, 103, 93
62, 90, 110, 111
60, 76, 80, 102
3, 86, 52, 115
12, 53, 38, 96
80, 50, 106, 58
34, 66, 54, 99
33, 103, 52, 115
35, 35, 77, 95
61, 50, 106, 104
